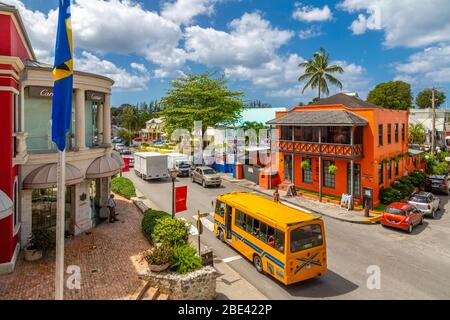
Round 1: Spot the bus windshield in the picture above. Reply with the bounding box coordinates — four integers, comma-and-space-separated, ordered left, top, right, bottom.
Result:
290, 224, 323, 253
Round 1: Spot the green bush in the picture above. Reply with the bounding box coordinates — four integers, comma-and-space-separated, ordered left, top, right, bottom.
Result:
409, 170, 426, 187
153, 217, 190, 246
144, 243, 174, 265
111, 177, 136, 199
432, 161, 449, 175
380, 187, 403, 204
141, 210, 171, 243
392, 181, 413, 198
31, 228, 56, 252
171, 243, 203, 274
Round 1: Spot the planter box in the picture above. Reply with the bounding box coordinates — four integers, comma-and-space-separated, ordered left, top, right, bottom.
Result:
141, 266, 218, 300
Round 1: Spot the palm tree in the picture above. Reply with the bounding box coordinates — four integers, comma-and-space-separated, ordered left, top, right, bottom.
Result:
298, 48, 344, 99
409, 123, 426, 144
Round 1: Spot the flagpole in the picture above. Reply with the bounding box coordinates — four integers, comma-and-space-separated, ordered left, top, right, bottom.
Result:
55, 149, 66, 300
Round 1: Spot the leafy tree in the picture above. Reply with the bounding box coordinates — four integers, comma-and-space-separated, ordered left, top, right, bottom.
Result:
159, 72, 245, 136
367, 81, 412, 110
409, 123, 426, 144
298, 48, 344, 99
415, 89, 446, 109
241, 121, 268, 132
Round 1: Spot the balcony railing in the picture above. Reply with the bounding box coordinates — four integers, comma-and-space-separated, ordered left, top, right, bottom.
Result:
272, 140, 364, 159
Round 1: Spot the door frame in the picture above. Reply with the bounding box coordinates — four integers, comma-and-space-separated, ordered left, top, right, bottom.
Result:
225, 206, 232, 240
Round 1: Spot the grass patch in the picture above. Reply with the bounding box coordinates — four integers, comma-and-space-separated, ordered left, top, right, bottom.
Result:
296, 188, 341, 202
111, 176, 136, 199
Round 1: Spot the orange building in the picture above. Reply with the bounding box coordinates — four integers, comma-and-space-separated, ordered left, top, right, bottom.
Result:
266, 93, 423, 208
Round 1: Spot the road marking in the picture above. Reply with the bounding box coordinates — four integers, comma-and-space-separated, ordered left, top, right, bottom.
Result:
280, 200, 313, 214
222, 255, 242, 263
192, 215, 215, 232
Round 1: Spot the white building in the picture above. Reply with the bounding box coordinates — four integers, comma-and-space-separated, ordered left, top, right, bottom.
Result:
409, 108, 450, 147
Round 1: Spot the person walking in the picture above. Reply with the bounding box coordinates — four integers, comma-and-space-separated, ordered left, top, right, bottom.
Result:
107, 194, 118, 223
273, 186, 280, 203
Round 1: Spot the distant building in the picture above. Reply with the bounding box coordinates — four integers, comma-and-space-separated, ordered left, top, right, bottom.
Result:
141, 117, 165, 142
409, 108, 450, 147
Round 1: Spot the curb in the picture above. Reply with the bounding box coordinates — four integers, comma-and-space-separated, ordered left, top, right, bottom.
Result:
237, 183, 379, 225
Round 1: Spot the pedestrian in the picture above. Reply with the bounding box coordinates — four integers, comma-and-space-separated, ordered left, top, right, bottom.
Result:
273, 186, 280, 203
107, 194, 118, 223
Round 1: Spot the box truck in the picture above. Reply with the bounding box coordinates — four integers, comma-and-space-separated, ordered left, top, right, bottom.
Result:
167, 153, 192, 177
134, 152, 168, 180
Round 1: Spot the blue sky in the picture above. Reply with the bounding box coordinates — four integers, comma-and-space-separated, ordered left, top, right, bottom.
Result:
8, 0, 450, 108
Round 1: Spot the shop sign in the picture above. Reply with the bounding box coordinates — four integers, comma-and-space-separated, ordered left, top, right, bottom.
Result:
28, 86, 54, 98
86, 91, 105, 103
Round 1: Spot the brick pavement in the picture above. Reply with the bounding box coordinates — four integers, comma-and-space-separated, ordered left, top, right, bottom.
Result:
0, 195, 150, 300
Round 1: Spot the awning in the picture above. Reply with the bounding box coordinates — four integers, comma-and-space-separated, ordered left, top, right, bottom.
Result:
23, 163, 84, 189
267, 110, 369, 126
0, 189, 13, 220
111, 151, 125, 169
86, 156, 121, 179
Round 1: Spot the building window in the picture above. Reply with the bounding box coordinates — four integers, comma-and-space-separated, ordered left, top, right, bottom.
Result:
347, 163, 361, 197
387, 124, 392, 144
378, 164, 384, 185
387, 162, 392, 181
394, 161, 399, 177
402, 123, 405, 142
378, 124, 383, 146
280, 126, 293, 140
323, 160, 335, 188
302, 158, 312, 184
32, 187, 72, 233
395, 123, 399, 143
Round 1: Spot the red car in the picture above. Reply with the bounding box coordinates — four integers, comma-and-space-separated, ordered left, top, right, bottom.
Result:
381, 202, 424, 233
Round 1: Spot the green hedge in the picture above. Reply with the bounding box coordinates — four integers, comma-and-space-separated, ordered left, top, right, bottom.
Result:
111, 177, 136, 199
142, 210, 171, 243
171, 243, 203, 274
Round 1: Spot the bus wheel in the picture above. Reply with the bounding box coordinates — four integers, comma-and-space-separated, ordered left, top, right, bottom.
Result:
253, 255, 263, 273
217, 229, 225, 242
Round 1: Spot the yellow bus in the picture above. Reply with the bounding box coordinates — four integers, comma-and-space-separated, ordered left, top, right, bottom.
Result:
214, 192, 326, 285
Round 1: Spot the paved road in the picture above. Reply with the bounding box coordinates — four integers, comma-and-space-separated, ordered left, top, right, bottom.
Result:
124, 171, 450, 299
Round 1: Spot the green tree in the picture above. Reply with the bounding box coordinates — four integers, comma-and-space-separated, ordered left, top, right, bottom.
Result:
409, 123, 426, 144
415, 89, 446, 109
241, 121, 268, 132
367, 81, 412, 110
159, 72, 245, 135
298, 48, 344, 99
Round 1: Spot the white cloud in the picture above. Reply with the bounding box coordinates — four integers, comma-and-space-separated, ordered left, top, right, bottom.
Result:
161, 0, 218, 25
394, 44, 450, 86
76, 51, 150, 91
292, 3, 332, 22
339, 0, 450, 48
299, 25, 323, 39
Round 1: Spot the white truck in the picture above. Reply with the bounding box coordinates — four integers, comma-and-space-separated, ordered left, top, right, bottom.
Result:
134, 152, 168, 180
167, 153, 192, 177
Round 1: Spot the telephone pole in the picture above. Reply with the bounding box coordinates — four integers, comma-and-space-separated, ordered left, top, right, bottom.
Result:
430, 86, 445, 155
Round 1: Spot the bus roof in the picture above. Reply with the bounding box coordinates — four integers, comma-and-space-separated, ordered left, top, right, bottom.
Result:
217, 192, 321, 228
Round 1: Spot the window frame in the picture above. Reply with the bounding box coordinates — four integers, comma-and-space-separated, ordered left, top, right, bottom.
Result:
302, 158, 313, 184
387, 124, 392, 144
378, 164, 384, 185
395, 123, 399, 143
323, 160, 335, 189
378, 124, 383, 146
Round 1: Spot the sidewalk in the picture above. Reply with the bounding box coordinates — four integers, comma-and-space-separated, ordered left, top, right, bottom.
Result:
132, 188, 267, 300
218, 173, 380, 224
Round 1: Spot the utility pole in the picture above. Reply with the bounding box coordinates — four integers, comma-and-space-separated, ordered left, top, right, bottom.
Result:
431, 88, 436, 155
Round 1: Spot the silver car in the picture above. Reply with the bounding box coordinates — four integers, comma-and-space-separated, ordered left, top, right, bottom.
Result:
191, 166, 222, 188
407, 191, 440, 218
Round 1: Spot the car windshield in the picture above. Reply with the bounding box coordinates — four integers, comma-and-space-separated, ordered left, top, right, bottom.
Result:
386, 207, 406, 216
409, 195, 429, 203
290, 224, 323, 253
203, 169, 216, 175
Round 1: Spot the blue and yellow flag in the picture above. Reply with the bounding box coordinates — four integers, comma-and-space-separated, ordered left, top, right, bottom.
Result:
51, 0, 73, 151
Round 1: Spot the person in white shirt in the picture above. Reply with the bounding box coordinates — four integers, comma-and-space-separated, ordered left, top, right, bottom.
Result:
107, 194, 118, 223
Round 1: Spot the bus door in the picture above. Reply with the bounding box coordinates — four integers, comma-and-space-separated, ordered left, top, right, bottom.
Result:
225, 206, 233, 240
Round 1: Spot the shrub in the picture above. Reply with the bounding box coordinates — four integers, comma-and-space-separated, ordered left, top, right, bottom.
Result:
328, 164, 338, 174
144, 243, 174, 265
432, 161, 449, 175
141, 210, 171, 243
392, 181, 413, 198
111, 177, 136, 199
171, 243, 203, 274
30, 228, 56, 252
153, 217, 190, 246
300, 160, 310, 170
380, 187, 403, 204
409, 170, 426, 187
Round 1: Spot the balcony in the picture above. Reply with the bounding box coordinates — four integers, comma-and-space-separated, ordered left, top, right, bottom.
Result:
272, 140, 364, 159
12, 131, 29, 165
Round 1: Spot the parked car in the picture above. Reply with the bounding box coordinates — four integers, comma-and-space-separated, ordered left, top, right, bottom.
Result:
121, 146, 132, 155
407, 191, 440, 218
191, 166, 221, 188
114, 143, 125, 152
381, 202, 424, 233
425, 175, 450, 195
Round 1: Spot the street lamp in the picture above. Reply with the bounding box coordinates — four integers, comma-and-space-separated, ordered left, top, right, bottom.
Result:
168, 168, 179, 218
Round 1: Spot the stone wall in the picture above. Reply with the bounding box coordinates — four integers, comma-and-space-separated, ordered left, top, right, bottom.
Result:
142, 266, 218, 300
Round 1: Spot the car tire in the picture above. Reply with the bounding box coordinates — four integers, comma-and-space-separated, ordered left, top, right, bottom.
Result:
202, 180, 207, 188
407, 224, 413, 234
253, 255, 263, 273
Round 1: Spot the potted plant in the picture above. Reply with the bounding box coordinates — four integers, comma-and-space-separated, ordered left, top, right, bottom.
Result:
24, 228, 55, 261
301, 160, 310, 170
328, 163, 338, 174
144, 243, 173, 272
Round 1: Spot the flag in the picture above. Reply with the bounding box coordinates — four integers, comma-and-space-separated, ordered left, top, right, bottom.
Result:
51, 0, 73, 151
175, 186, 188, 213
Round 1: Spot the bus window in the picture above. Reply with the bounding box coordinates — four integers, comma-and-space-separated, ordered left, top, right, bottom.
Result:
245, 214, 253, 234
274, 229, 285, 253
267, 226, 275, 247
215, 201, 225, 218
235, 210, 245, 229
252, 219, 260, 237
259, 222, 268, 243
290, 224, 323, 252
